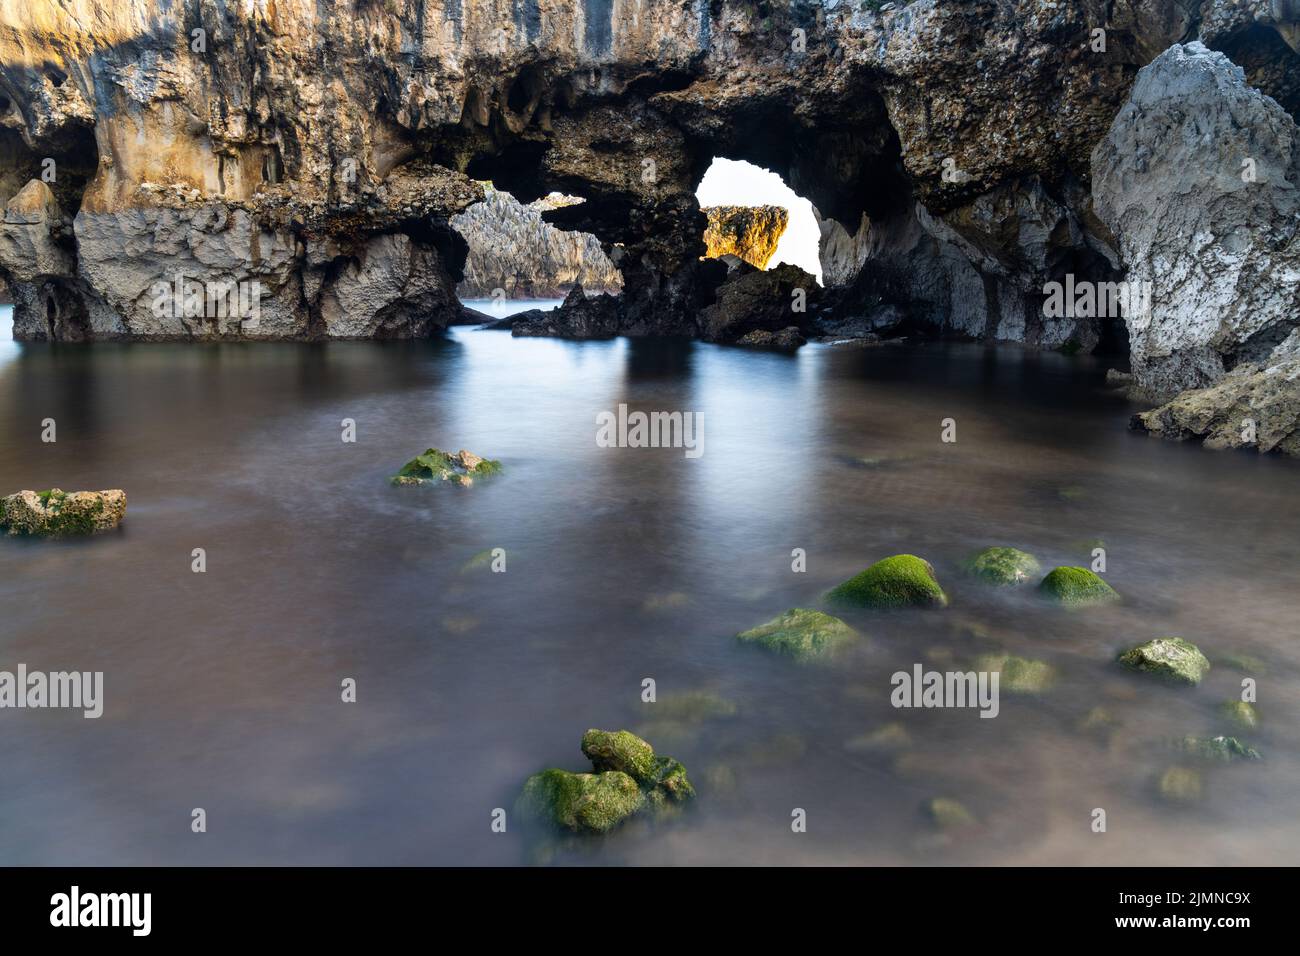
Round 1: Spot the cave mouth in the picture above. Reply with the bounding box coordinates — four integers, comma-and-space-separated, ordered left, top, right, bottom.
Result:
695, 158, 823, 285
449, 182, 624, 319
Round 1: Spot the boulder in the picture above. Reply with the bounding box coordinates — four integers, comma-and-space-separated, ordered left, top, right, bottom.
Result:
1116, 637, 1211, 686
391, 448, 501, 487
827, 555, 948, 609
1038, 567, 1119, 606
1, 489, 126, 536
1174, 734, 1262, 762
974, 653, 1057, 694
1221, 700, 1259, 729
511, 284, 623, 339
518, 729, 694, 835
963, 546, 1040, 586
1092, 42, 1300, 402
1158, 766, 1204, 804
698, 264, 819, 345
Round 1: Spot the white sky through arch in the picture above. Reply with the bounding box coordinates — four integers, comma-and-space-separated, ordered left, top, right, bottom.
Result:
695, 158, 823, 284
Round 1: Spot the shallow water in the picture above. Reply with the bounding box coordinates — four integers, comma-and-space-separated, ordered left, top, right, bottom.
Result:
0, 326, 1296, 865
460, 297, 563, 319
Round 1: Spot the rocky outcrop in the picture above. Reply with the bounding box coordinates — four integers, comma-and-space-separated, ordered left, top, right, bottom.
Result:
702, 205, 788, 270
451, 185, 621, 299
511, 283, 622, 338
698, 263, 819, 344
1093, 42, 1300, 399
1, 489, 126, 536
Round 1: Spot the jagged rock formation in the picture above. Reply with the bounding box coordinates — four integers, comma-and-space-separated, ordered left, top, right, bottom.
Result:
452, 185, 620, 298
0, 1, 1298, 449
1093, 42, 1300, 400
1094, 42, 1300, 453
702, 205, 788, 270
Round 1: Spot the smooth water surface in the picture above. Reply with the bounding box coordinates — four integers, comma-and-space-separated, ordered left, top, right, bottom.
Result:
0, 326, 1296, 864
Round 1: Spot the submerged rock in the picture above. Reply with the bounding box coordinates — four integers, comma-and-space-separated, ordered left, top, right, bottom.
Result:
827, 554, 948, 609
1, 489, 126, 536
963, 546, 1040, 586
519, 729, 695, 835
1117, 637, 1210, 686
1038, 566, 1119, 606
1158, 766, 1204, 804
974, 653, 1057, 694
736, 608, 859, 661
924, 797, 977, 830
391, 448, 501, 487
1221, 701, 1259, 730
1174, 735, 1261, 763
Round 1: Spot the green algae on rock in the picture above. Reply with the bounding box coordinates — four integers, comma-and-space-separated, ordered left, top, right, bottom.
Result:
515, 769, 645, 834
1174, 735, 1261, 762
963, 546, 1040, 586
975, 653, 1057, 694
518, 729, 694, 835
827, 554, 947, 609
736, 607, 859, 661
1117, 637, 1210, 686
924, 797, 977, 830
391, 448, 501, 487
1158, 766, 1203, 804
1, 489, 126, 537
1038, 566, 1119, 606
1220, 700, 1259, 730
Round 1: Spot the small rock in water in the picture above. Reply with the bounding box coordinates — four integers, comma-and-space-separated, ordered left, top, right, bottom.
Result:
1, 489, 127, 536
516, 729, 694, 835
391, 448, 501, 487
1174, 735, 1261, 763
924, 797, 977, 830
974, 653, 1057, 694
1038, 566, 1119, 606
827, 554, 948, 609
1220, 701, 1259, 730
1116, 637, 1210, 686
1158, 766, 1203, 804
736, 607, 859, 661
963, 546, 1040, 586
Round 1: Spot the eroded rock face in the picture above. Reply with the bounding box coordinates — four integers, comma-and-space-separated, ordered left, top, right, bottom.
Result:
0, 0, 1202, 344
1092, 42, 1300, 399
452, 186, 621, 299
702, 205, 789, 270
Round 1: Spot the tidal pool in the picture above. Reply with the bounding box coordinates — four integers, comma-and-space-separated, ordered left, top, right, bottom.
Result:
0, 326, 1296, 864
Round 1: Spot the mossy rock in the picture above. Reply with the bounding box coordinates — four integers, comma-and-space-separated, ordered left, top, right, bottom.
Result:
1038, 566, 1119, 606
736, 607, 858, 661
1214, 652, 1267, 675
520, 730, 694, 834
580, 729, 696, 802
515, 769, 645, 834
1, 488, 127, 537
827, 554, 948, 609
963, 546, 1041, 586
1174, 735, 1261, 763
581, 729, 658, 784
391, 448, 501, 487
1158, 766, 1203, 804
924, 797, 976, 830
1220, 701, 1258, 730
975, 653, 1057, 694
1116, 637, 1210, 686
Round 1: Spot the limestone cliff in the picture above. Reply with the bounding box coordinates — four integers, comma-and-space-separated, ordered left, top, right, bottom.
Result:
702, 205, 788, 270
452, 185, 620, 299
1, 1, 1299, 450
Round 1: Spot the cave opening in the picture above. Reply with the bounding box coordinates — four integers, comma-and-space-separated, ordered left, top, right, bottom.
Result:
449, 182, 623, 319
695, 157, 823, 285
